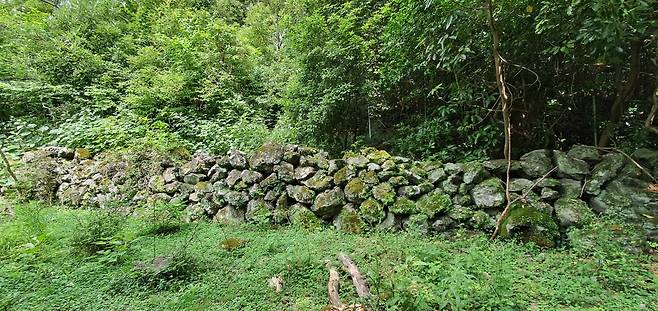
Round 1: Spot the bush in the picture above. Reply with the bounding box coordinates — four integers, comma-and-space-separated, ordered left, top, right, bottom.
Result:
71, 212, 127, 257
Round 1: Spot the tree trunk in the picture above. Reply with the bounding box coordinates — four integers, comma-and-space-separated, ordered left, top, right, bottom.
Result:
484, 0, 513, 239
598, 40, 643, 147
0, 146, 17, 184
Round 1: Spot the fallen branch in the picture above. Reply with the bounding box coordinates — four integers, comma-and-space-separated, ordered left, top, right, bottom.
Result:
326, 261, 343, 308
596, 147, 657, 184
337, 253, 370, 299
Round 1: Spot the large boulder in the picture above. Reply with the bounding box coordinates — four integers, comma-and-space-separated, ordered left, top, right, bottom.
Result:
246, 199, 273, 221
471, 178, 505, 209
289, 204, 323, 230
567, 145, 601, 162
499, 202, 559, 248
312, 187, 345, 219
520, 150, 553, 178
248, 142, 284, 172
333, 205, 366, 233
213, 205, 245, 224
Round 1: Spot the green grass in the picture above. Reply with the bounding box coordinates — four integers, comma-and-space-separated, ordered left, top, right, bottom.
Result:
0, 201, 656, 311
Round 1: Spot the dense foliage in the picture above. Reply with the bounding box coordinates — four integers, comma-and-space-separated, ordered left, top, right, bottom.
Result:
1, 0, 657, 162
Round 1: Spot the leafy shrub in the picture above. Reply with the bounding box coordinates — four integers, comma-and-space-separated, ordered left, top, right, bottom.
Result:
143, 201, 186, 236
71, 212, 127, 257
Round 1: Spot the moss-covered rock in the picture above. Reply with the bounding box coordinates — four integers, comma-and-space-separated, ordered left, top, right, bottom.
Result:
333, 166, 355, 186
520, 149, 553, 178
344, 154, 369, 168
388, 176, 409, 187
312, 187, 345, 219
559, 178, 582, 198
416, 192, 452, 218
372, 183, 395, 205
148, 175, 166, 193
74, 148, 92, 160
508, 178, 533, 192
240, 170, 263, 184
554, 150, 589, 180
358, 170, 380, 185
390, 197, 417, 215
462, 162, 490, 184
294, 166, 316, 181
585, 153, 625, 195
224, 191, 249, 207
289, 204, 323, 230
500, 202, 559, 248
359, 199, 385, 224
344, 178, 368, 203
397, 185, 422, 199
376, 212, 397, 231
286, 185, 315, 204
248, 142, 284, 172
246, 199, 273, 222
470, 210, 495, 230
554, 197, 593, 228
303, 171, 333, 191
364, 149, 390, 165
471, 178, 505, 209
567, 145, 601, 162
333, 206, 366, 233
427, 168, 447, 184
212, 205, 245, 224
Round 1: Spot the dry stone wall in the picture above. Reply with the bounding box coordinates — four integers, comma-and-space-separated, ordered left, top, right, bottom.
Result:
16, 143, 658, 247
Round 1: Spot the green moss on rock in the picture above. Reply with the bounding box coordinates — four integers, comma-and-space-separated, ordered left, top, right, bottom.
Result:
500, 202, 559, 248
344, 178, 368, 202
390, 197, 417, 215
359, 199, 385, 224
416, 192, 452, 218
372, 183, 395, 206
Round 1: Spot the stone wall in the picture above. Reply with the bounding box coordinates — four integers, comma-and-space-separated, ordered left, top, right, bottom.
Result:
16, 143, 658, 247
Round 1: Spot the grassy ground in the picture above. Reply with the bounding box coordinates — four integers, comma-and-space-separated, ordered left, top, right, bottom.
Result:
0, 200, 657, 311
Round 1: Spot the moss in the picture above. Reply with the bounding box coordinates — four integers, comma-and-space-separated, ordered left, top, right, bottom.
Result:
390, 197, 417, 215
194, 181, 210, 192
372, 183, 395, 205
470, 210, 494, 230
358, 170, 379, 184
416, 192, 452, 218
344, 178, 368, 202
289, 205, 323, 231
334, 209, 366, 233
75, 148, 92, 160
359, 199, 385, 224
333, 166, 354, 186
500, 202, 559, 248
366, 149, 392, 165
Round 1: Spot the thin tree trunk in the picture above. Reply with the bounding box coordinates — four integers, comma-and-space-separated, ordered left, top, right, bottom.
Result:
0, 146, 18, 184
598, 40, 642, 147
484, 0, 512, 240
646, 36, 658, 136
